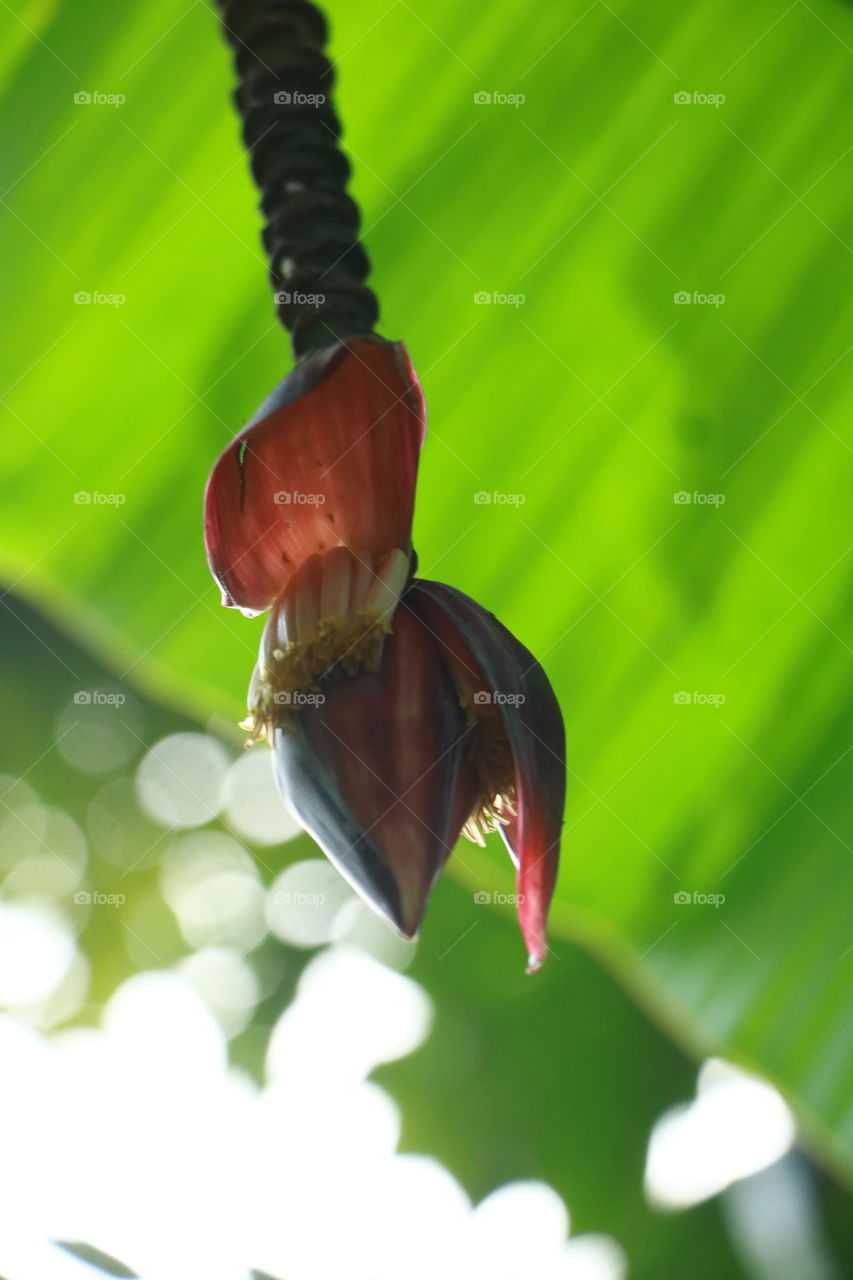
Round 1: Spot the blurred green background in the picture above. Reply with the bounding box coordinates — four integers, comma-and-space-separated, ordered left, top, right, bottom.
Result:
0, 0, 851, 1276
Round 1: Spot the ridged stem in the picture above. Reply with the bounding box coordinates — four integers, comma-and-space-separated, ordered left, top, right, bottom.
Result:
216, 0, 380, 357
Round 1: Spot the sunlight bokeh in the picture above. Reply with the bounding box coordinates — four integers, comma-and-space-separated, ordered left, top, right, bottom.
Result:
0, 939, 627, 1280
644, 1058, 796, 1210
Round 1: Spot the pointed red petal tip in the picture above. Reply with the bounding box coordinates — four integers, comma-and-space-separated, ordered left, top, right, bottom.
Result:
517, 821, 555, 973
203, 335, 426, 615
407, 581, 565, 971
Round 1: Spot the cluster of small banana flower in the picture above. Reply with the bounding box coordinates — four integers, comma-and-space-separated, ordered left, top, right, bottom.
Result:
204, 337, 565, 970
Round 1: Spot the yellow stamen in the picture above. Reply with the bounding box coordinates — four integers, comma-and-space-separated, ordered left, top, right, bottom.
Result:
457, 695, 517, 842
245, 607, 393, 743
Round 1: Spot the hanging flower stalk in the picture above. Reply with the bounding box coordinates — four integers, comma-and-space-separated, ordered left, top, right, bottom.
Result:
207, 0, 565, 969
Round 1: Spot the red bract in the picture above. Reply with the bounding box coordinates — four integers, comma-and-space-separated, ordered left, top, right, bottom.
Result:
256, 578, 565, 971
204, 336, 426, 616
272, 604, 477, 939
409, 582, 565, 970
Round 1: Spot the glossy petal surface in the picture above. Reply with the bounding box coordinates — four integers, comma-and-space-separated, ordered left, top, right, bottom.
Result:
205, 337, 426, 614
272, 604, 473, 937
410, 581, 566, 969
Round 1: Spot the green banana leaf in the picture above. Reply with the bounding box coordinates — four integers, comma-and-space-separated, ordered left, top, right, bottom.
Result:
1, 0, 851, 1185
